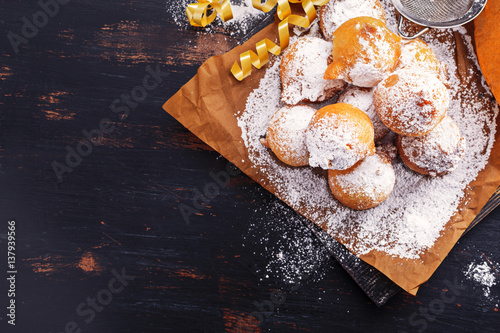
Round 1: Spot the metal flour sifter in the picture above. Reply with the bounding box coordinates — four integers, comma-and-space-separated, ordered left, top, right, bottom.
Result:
392, 0, 488, 39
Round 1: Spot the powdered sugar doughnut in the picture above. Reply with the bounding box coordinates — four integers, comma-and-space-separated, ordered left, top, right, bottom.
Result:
374, 69, 449, 136
305, 103, 375, 170
280, 37, 346, 105
396, 116, 466, 177
337, 86, 390, 141
328, 150, 395, 210
397, 39, 448, 83
324, 17, 401, 88
262, 105, 317, 167
319, 0, 387, 40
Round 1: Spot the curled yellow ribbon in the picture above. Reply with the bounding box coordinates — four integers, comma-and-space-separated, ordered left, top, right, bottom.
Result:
231, 0, 328, 81
251, 0, 291, 20
186, 0, 233, 27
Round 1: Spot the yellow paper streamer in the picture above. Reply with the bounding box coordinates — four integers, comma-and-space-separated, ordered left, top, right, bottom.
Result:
186, 0, 233, 27
185, 0, 328, 80
231, 0, 328, 81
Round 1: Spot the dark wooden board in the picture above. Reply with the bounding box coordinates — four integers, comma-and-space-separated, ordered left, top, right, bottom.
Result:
1, 1, 499, 332
308, 186, 500, 307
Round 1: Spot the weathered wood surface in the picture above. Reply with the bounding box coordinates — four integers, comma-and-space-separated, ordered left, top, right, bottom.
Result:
0, 1, 499, 332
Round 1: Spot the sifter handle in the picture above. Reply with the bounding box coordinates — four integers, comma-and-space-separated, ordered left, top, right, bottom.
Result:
397, 15, 431, 40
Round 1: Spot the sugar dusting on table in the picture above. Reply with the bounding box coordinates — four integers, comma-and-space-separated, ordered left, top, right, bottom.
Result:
464, 258, 499, 303
237, 2, 499, 259
245, 199, 331, 286
166, 0, 267, 36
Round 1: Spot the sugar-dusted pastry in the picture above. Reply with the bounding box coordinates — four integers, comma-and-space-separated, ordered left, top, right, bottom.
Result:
319, 0, 387, 40
328, 149, 396, 210
261, 105, 317, 167
305, 103, 375, 170
397, 39, 448, 83
396, 115, 466, 177
337, 86, 389, 141
280, 37, 346, 105
324, 17, 401, 88
374, 69, 449, 137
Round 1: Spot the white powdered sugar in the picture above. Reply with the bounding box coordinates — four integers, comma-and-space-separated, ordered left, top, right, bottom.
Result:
374, 69, 450, 136
245, 199, 332, 286
333, 153, 395, 201
237, 1, 499, 259
320, 0, 387, 40
266, 105, 316, 166
305, 106, 372, 170
333, 20, 399, 87
281, 37, 345, 105
397, 39, 448, 83
337, 86, 389, 141
465, 260, 499, 298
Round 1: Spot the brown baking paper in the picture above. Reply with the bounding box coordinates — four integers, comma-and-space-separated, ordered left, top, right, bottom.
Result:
163, 18, 500, 295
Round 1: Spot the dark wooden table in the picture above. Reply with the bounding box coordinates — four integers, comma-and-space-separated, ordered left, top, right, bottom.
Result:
0, 1, 499, 332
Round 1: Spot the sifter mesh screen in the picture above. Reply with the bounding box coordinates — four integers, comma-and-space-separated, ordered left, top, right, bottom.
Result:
392, 0, 487, 38
399, 0, 475, 22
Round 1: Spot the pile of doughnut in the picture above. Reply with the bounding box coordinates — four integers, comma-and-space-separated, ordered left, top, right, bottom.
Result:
260, 0, 466, 210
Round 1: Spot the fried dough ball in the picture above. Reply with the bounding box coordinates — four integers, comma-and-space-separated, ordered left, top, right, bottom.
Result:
261, 105, 317, 167
319, 0, 387, 40
305, 103, 375, 170
324, 17, 401, 87
280, 37, 346, 105
374, 69, 449, 136
396, 115, 466, 177
337, 86, 390, 141
328, 150, 396, 210
397, 39, 448, 83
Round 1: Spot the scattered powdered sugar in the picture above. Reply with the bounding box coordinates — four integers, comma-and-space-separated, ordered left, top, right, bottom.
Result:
378, 0, 398, 31
281, 37, 345, 105
245, 199, 331, 286
465, 259, 499, 299
237, 2, 499, 259
399, 115, 466, 176
166, 0, 267, 36
337, 86, 389, 141
319, 0, 387, 40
